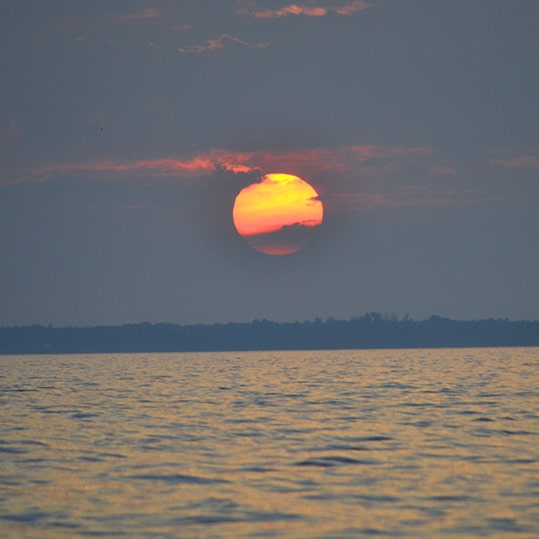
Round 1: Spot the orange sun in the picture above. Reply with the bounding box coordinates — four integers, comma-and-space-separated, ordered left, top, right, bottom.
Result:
232, 173, 324, 255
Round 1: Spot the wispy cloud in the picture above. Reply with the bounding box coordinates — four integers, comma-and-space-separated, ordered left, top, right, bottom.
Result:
327, 187, 517, 211
240, 0, 370, 19
178, 34, 268, 54
111, 8, 159, 24
428, 163, 456, 176
9, 151, 255, 184
7, 145, 432, 185
490, 153, 539, 170
243, 145, 432, 177
23, 155, 224, 181
6, 145, 515, 210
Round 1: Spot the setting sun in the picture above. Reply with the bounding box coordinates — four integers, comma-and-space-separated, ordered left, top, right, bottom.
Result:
232, 173, 324, 255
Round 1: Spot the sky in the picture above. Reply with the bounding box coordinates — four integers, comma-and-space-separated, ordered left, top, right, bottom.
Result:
1, 0, 538, 327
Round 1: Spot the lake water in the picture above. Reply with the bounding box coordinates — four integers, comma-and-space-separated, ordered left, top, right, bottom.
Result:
1, 348, 538, 538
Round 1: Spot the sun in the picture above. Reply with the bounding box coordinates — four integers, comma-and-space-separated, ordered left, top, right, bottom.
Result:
232, 173, 324, 255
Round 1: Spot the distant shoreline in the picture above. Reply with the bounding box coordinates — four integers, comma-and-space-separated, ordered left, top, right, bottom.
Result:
1, 314, 538, 355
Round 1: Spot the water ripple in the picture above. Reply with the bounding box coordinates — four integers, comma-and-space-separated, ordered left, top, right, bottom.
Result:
1, 348, 538, 538
128, 473, 229, 485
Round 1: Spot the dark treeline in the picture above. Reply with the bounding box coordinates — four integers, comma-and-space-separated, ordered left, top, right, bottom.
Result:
1, 313, 539, 355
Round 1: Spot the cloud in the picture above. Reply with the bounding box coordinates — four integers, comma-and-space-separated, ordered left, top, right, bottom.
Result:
428, 164, 456, 176
326, 187, 517, 211
10, 151, 255, 184
111, 8, 159, 24
27, 156, 221, 181
334, 0, 372, 15
8, 144, 432, 185
178, 34, 269, 54
6, 144, 515, 210
240, 0, 370, 19
490, 154, 539, 170
249, 145, 432, 177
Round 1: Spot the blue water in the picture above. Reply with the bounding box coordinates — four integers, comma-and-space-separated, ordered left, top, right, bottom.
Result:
1, 348, 538, 538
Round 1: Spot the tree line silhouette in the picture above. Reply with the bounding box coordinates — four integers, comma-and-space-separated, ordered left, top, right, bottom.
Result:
1, 313, 538, 354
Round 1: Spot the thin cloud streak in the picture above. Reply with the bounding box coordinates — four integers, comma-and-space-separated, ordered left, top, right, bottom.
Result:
178, 34, 269, 54
248, 145, 432, 177
326, 188, 519, 211
111, 8, 160, 23
490, 154, 539, 170
240, 0, 370, 19
428, 163, 457, 176
12, 145, 433, 184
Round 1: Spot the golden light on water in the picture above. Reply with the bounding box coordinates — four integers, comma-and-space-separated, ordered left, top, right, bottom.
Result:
232, 173, 324, 255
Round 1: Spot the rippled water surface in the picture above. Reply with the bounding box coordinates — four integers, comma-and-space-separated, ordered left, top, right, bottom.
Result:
1, 348, 538, 538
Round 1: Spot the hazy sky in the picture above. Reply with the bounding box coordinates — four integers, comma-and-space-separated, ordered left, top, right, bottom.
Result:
1, 0, 538, 326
